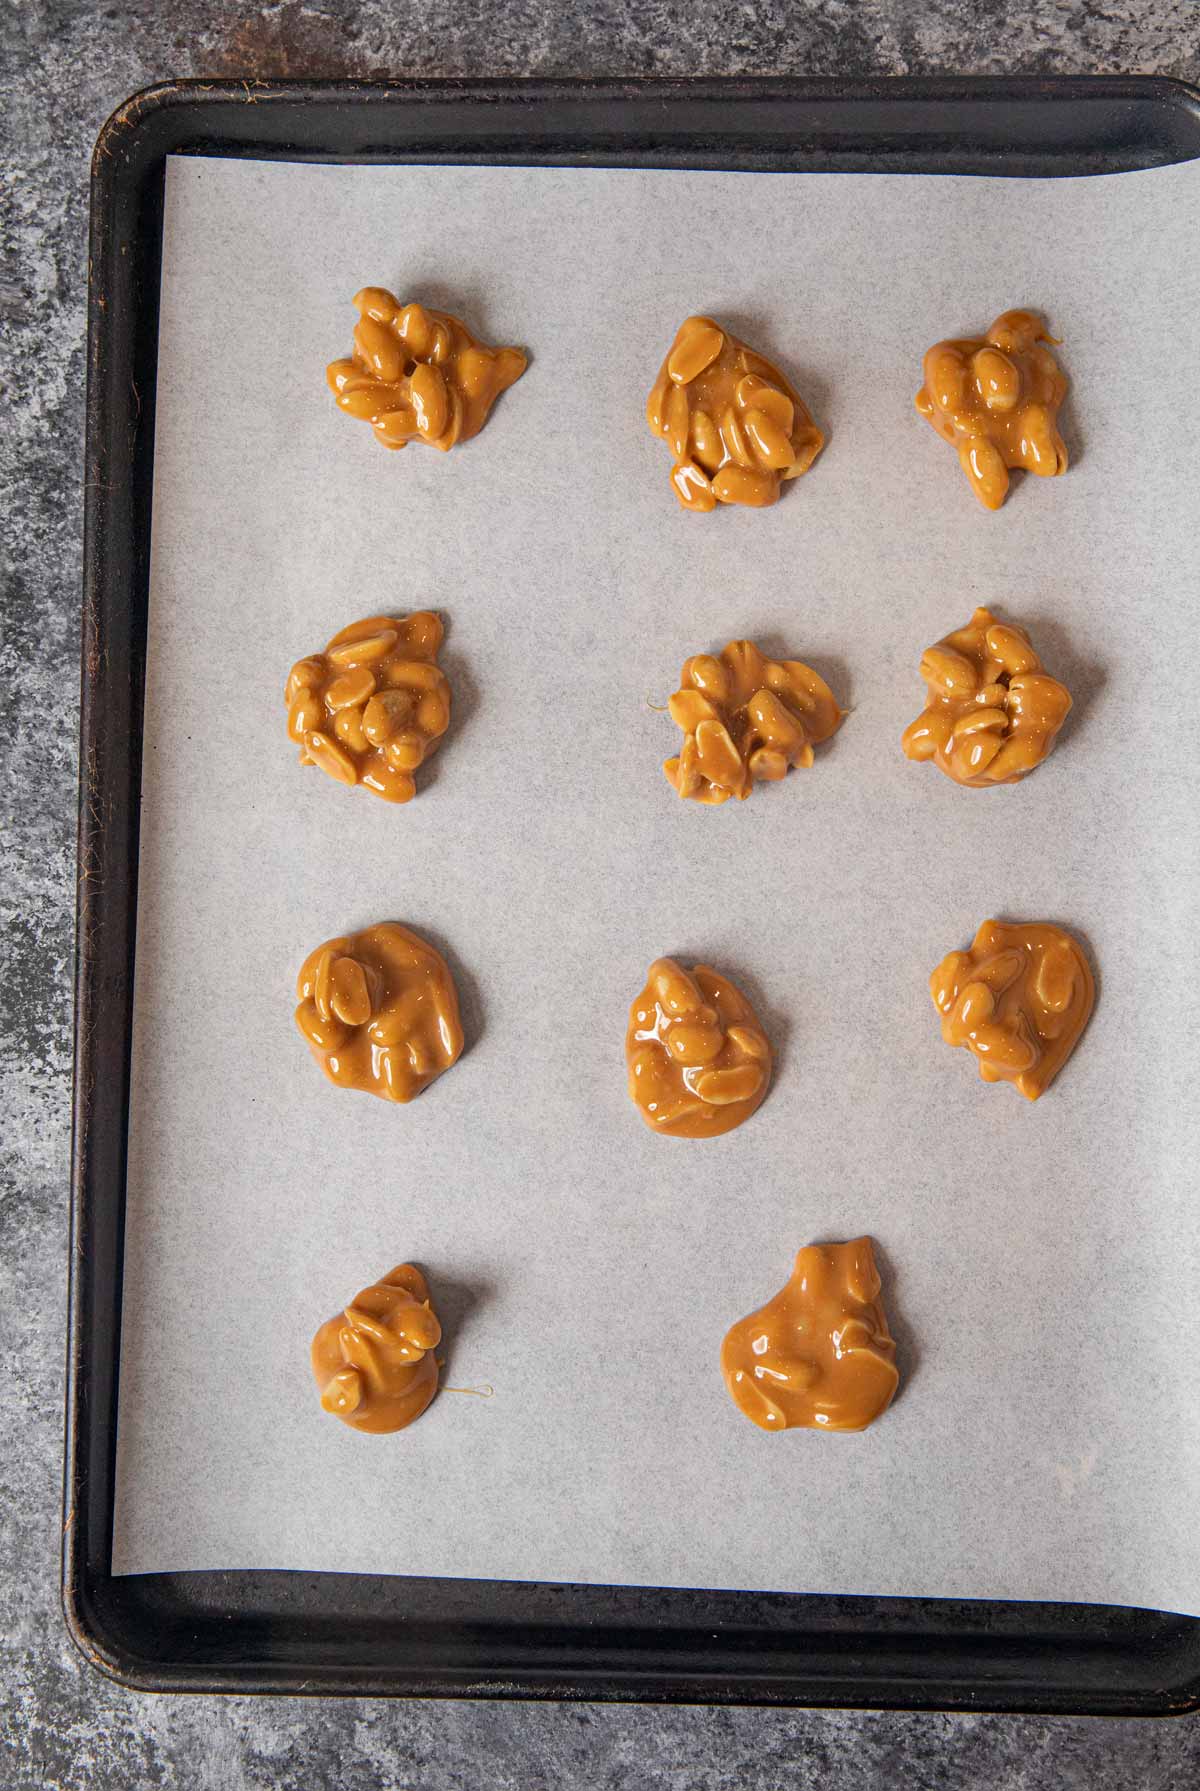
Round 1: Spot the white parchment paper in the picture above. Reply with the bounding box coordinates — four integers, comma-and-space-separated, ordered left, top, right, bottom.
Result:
113, 154, 1200, 1612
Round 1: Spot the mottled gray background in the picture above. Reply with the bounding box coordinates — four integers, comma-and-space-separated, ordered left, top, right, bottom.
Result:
3, 3, 1199, 1786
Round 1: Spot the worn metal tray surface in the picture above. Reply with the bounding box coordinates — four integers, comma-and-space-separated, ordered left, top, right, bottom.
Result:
67, 75, 1200, 1710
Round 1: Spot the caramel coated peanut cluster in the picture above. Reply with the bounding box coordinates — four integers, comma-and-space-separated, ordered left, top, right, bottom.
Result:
327, 289, 526, 453
286, 611, 450, 804
721, 1238, 899, 1433
931, 919, 1095, 1101
914, 308, 1068, 510
295, 923, 464, 1104
901, 606, 1072, 787
664, 638, 842, 805
311, 1262, 442, 1433
647, 315, 824, 512
626, 957, 772, 1139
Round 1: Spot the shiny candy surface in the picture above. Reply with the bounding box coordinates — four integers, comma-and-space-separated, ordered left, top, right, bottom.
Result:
285, 610, 450, 804
931, 918, 1095, 1101
295, 922, 464, 1104
721, 1238, 899, 1433
663, 637, 843, 804
914, 308, 1069, 510
626, 957, 772, 1139
646, 315, 824, 512
327, 289, 526, 453
901, 605, 1072, 787
311, 1263, 441, 1434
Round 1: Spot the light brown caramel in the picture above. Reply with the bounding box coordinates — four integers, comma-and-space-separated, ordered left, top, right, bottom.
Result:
312, 1263, 441, 1433
286, 611, 450, 805
901, 606, 1072, 787
327, 289, 526, 453
915, 308, 1068, 510
664, 638, 842, 804
931, 919, 1094, 1101
646, 315, 824, 512
295, 923, 464, 1103
626, 958, 771, 1139
721, 1239, 899, 1433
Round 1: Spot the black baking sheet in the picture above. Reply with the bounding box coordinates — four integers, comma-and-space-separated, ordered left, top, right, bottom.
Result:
66, 75, 1200, 1711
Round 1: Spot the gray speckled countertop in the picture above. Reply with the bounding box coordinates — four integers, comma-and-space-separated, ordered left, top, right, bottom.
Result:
3, 5, 1199, 1786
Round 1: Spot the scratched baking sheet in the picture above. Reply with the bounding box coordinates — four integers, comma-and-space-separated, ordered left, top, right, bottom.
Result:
113, 155, 1200, 1612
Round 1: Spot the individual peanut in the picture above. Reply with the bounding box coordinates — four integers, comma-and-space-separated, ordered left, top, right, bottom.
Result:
627, 958, 773, 1138
295, 923, 464, 1105
325, 667, 376, 711
329, 955, 373, 1027
409, 362, 449, 440
902, 605, 1072, 787
327, 289, 526, 454
284, 611, 450, 805
693, 1063, 764, 1105
667, 318, 725, 384
915, 308, 1068, 509
663, 637, 842, 806
930, 920, 1095, 1101
647, 315, 824, 512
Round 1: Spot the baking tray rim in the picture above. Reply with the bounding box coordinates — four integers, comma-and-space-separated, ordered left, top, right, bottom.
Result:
67, 72, 1200, 1711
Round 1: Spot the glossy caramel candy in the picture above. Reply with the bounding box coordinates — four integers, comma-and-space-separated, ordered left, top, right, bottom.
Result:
931, 919, 1094, 1101
327, 290, 526, 453
901, 606, 1072, 787
915, 308, 1068, 510
664, 638, 842, 805
295, 923, 464, 1104
312, 1263, 441, 1433
285, 610, 450, 805
721, 1238, 899, 1433
646, 315, 824, 512
626, 957, 771, 1139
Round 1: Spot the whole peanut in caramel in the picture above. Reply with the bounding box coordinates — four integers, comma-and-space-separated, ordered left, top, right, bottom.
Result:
901, 606, 1072, 787
295, 923, 464, 1104
721, 1239, 899, 1433
327, 289, 526, 453
647, 315, 824, 512
664, 638, 842, 804
286, 611, 450, 805
312, 1262, 441, 1433
931, 919, 1094, 1101
626, 957, 772, 1139
915, 308, 1068, 510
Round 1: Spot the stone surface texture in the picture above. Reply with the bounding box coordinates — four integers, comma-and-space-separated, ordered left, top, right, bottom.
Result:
2, 3, 1198, 1785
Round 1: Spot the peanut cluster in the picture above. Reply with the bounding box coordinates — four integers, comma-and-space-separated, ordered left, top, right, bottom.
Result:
901, 606, 1071, 787
286, 610, 450, 805
626, 957, 772, 1139
664, 637, 842, 805
311, 1262, 442, 1434
930, 919, 1095, 1102
914, 308, 1068, 510
295, 923, 464, 1105
646, 315, 824, 512
721, 1239, 899, 1433
327, 289, 526, 453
